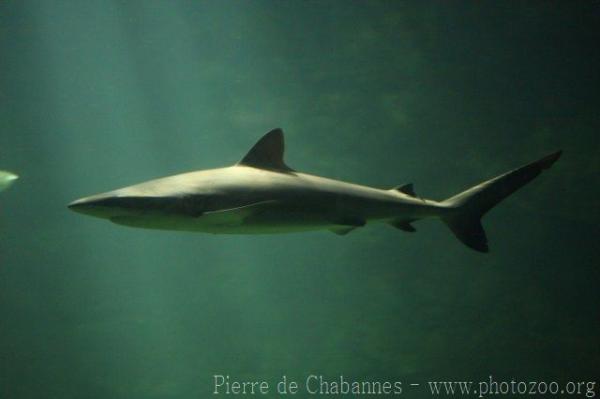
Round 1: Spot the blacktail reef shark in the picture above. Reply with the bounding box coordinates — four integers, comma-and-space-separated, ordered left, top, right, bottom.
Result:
68, 129, 561, 252
0, 170, 18, 192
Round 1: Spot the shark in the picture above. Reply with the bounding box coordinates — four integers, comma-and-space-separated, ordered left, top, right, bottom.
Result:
68, 128, 561, 252
0, 170, 18, 192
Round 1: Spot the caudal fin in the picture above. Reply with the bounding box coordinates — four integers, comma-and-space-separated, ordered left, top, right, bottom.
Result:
441, 151, 562, 252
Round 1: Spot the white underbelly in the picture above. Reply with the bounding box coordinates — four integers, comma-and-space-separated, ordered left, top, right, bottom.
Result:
110, 213, 340, 234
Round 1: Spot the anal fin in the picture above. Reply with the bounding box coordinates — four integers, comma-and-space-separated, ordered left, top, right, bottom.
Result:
329, 216, 365, 235
389, 219, 417, 232
334, 216, 366, 227
329, 226, 357, 235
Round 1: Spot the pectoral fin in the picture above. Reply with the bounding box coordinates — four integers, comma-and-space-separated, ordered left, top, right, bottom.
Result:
203, 200, 279, 226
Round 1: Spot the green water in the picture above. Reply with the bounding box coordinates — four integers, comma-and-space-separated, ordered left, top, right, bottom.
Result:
1, 2, 598, 398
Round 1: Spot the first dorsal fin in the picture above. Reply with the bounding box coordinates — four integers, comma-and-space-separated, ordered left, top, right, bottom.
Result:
238, 128, 294, 173
393, 183, 416, 197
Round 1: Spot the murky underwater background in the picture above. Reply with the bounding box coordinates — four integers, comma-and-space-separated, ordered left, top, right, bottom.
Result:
1, 2, 599, 398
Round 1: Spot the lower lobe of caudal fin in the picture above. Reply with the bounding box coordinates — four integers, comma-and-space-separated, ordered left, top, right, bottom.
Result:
445, 217, 489, 252
441, 150, 562, 253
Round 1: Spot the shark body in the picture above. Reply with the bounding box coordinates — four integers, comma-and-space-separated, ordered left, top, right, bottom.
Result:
68, 129, 561, 252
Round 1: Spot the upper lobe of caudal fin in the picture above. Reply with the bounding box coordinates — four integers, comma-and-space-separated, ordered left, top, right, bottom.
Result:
537, 150, 562, 170
442, 150, 562, 253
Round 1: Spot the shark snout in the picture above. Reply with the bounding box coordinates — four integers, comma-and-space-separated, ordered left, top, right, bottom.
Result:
68, 194, 120, 218
68, 193, 175, 219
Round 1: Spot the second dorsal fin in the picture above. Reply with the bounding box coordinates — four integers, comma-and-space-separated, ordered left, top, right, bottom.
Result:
238, 128, 294, 173
393, 183, 416, 197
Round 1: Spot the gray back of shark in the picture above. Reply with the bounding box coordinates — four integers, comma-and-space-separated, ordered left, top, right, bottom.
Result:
68, 128, 561, 252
